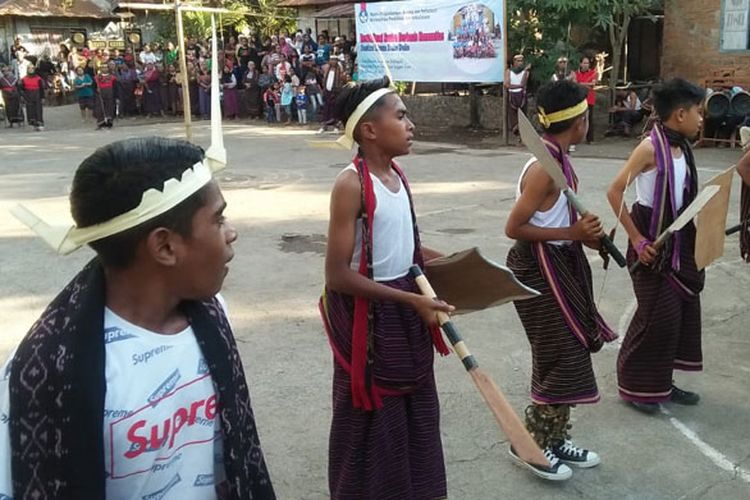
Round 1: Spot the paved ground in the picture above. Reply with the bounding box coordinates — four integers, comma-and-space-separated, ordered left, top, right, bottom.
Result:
1, 105, 749, 499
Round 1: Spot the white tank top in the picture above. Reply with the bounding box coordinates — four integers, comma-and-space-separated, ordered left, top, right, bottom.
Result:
635, 146, 687, 210
343, 164, 416, 281
509, 69, 526, 93
516, 157, 572, 246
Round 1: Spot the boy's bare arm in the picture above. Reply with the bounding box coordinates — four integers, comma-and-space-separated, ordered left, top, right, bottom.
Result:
606, 139, 657, 264
505, 162, 602, 243
737, 148, 750, 186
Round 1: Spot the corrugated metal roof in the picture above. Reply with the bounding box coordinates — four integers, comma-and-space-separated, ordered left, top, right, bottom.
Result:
314, 3, 353, 18
0, 0, 116, 19
279, 0, 353, 7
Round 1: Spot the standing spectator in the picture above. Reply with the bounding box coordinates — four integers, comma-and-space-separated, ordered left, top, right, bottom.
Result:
305, 68, 323, 118
302, 32, 317, 53
222, 64, 239, 119
243, 61, 262, 119
152, 42, 165, 63
74, 66, 95, 122
1, 65, 23, 126
11, 47, 30, 79
117, 62, 138, 117
187, 61, 200, 116
20, 66, 45, 130
263, 82, 279, 123
197, 62, 211, 119
165, 41, 178, 67
237, 36, 253, 69
315, 35, 331, 66
139, 44, 157, 65
292, 33, 304, 54
300, 44, 316, 77
317, 56, 343, 133
94, 65, 116, 128
573, 53, 598, 144
504, 53, 529, 140
279, 36, 294, 58
157, 62, 170, 114
122, 46, 135, 66
280, 75, 293, 124
142, 62, 163, 117
295, 85, 308, 124
258, 63, 275, 92
551, 56, 573, 82
274, 54, 292, 82
167, 64, 180, 114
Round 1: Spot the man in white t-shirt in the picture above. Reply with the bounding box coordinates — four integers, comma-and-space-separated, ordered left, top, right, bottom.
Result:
0, 137, 275, 500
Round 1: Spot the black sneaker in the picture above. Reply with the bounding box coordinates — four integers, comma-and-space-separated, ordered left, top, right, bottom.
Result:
551, 440, 601, 468
509, 446, 572, 481
671, 385, 700, 405
628, 401, 660, 414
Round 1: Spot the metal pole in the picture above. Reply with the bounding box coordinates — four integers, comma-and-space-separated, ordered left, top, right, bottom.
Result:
175, 1, 192, 141
502, 0, 508, 145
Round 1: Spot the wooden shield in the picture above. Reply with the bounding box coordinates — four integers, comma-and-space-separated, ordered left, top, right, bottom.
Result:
695, 166, 735, 270
425, 247, 539, 315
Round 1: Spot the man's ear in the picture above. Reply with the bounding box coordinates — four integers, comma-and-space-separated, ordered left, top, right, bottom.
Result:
145, 227, 180, 267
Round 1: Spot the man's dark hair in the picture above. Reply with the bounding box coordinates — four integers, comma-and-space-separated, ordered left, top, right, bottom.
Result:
536, 80, 589, 134
333, 76, 393, 139
70, 137, 208, 269
652, 77, 705, 121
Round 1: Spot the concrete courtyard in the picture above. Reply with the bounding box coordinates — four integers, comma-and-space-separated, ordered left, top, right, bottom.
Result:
0, 106, 748, 499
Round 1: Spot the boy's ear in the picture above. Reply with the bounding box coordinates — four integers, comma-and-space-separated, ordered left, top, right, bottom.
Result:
145, 227, 180, 266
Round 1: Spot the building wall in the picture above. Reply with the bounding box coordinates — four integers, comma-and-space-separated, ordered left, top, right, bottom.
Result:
662, 0, 750, 83
401, 94, 503, 130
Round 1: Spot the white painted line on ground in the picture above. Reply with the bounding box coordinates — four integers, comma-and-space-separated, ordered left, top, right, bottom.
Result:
660, 407, 750, 482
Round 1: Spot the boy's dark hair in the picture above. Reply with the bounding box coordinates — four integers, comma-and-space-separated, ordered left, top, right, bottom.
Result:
536, 80, 589, 134
652, 78, 705, 121
70, 137, 208, 269
333, 76, 393, 135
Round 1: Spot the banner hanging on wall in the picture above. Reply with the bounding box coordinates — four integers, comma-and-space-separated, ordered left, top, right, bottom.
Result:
355, 0, 505, 83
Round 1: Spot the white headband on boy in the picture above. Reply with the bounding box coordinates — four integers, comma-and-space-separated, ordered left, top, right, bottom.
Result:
11, 15, 227, 255
336, 87, 395, 150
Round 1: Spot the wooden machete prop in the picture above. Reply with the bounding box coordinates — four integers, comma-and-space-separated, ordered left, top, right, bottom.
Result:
630, 184, 721, 273
518, 110, 627, 267
410, 266, 550, 469
425, 247, 539, 315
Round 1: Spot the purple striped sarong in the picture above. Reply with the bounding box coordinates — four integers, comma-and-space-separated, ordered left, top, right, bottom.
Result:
507, 241, 612, 405
321, 276, 447, 500
617, 203, 704, 403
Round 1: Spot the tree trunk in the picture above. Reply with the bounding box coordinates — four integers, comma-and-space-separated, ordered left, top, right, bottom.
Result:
608, 15, 631, 107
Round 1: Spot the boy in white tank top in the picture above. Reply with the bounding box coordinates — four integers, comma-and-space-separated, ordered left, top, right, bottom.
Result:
319, 76, 454, 499
607, 78, 706, 415
505, 80, 615, 480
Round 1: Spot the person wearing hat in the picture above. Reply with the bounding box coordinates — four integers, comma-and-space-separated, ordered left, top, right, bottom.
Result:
504, 53, 530, 141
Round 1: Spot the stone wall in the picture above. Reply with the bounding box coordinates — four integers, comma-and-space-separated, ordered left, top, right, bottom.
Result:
401, 94, 503, 131
662, 0, 750, 83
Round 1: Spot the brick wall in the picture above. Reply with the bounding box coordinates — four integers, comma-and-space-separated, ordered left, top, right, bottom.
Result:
662, 0, 750, 83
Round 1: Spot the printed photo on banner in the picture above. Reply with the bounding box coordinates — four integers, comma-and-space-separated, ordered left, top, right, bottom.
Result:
356, 0, 505, 83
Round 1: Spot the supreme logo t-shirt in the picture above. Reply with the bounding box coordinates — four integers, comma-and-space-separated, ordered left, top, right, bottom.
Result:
102, 307, 226, 499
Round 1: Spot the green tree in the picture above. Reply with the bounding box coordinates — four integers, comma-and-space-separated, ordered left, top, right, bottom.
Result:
156, 1, 296, 41
508, 0, 658, 99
